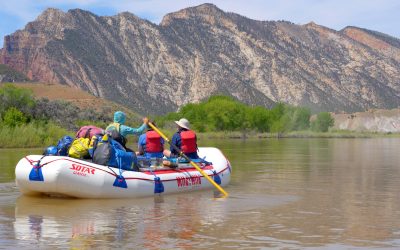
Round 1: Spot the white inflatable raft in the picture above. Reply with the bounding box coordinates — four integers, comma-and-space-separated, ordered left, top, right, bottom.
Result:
15, 147, 231, 198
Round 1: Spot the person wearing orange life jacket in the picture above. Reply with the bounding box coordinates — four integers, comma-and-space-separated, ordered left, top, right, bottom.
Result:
137, 122, 165, 158
105, 111, 149, 151
163, 118, 199, 159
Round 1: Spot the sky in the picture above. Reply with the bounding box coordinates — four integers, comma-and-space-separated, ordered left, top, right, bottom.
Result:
0, 0, 399, 48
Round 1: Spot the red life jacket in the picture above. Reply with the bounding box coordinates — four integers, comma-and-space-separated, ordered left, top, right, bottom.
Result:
145, 131, 163, 153
181, 130, 197, 154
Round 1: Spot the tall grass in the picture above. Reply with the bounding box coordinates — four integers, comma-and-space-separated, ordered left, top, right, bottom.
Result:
0, 122, 72, 148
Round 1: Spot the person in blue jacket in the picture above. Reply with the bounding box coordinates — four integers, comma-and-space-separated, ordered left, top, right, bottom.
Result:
106, 111, 148, 151
164, 118, 199, 159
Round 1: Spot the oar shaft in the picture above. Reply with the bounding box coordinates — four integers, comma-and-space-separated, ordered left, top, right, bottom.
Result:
148, 122, 228, 197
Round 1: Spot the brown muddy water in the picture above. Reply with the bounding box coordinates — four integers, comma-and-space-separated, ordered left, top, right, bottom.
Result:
1, 138, 400, 249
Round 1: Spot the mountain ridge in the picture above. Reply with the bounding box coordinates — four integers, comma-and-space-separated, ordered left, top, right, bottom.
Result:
1, 4, 399, 115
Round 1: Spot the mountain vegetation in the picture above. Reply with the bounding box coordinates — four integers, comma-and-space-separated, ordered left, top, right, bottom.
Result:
0, 64, 29, 82
0, 84, 112, 147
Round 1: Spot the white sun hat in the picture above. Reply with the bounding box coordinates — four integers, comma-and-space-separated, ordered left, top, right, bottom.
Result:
174, 118, 190, 130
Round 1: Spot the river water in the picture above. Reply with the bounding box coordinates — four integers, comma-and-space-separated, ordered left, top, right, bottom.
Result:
1, 138, 400, 249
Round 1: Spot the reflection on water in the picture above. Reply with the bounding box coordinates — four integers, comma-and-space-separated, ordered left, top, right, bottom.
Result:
10, 192, 295, 249
1, 138, 400, 248
11, 193, 227, 249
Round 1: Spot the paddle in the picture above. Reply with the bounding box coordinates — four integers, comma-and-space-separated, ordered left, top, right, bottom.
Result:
148, 122, 229, 198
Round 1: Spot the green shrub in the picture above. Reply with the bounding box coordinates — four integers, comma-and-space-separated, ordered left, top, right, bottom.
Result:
311, 112, 335, 132
0, 84, 35, 116
2, 107, 28, 127
245, 106, 271, 132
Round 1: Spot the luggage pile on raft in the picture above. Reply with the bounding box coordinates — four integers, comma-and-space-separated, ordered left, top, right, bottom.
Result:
45, 125, 208, 171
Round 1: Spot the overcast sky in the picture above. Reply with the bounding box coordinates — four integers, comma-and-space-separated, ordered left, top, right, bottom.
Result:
1, 0, 399, 48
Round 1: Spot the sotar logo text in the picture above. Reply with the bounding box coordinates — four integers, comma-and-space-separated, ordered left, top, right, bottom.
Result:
70, 164, 95, 177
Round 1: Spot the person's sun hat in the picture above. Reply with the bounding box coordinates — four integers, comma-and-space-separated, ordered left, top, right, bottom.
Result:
175, 118, 190, 130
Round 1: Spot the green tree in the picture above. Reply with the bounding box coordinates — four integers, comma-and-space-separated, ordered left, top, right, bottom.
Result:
311, 112, 334, 132
245, 106, 271, 132
2, 107, 28, 127
270, 103, 286, 121
0, 84, 35, 117
270, 118, 286, 133
284, 106, 311, 131
176, 95, 248, 132
269, 103, 310, 132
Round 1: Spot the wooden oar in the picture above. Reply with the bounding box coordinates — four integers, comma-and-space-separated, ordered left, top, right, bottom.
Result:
148, 122, 229, 198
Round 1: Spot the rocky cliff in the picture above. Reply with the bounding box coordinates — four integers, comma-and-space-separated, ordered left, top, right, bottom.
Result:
333, 109, 400, 133
1, 4, 399, 115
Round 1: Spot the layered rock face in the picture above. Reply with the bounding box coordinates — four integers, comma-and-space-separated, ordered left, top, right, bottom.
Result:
1, 4, 399, 114
333, 109, 400, 133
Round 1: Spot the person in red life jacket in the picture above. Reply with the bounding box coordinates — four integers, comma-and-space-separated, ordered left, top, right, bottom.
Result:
137, 122, 165, 158
164, 118, 199, 159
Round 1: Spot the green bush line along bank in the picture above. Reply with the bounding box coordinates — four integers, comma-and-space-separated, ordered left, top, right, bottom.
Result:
156, 95, 334, 133
2, 84, 385, 149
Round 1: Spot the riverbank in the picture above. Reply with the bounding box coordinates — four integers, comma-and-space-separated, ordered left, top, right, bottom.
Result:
196, 130, 400, 140
1, 126, 399, 149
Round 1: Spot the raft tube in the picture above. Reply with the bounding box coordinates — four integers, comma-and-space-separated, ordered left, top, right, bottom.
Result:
15, 147, 231, 198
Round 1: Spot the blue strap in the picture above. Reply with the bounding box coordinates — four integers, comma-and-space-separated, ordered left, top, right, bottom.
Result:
154, 177, 164, 194
29, 156, 45, 182
29, 165, 44, 182
113, 151, 127, 188
117, 155, 123, 178
149, 168, 164, 194
113, 175, 127, 189
212, 170, 221, 185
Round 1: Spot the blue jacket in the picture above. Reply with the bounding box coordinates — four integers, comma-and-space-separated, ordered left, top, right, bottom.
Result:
106, 111, 147, 138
